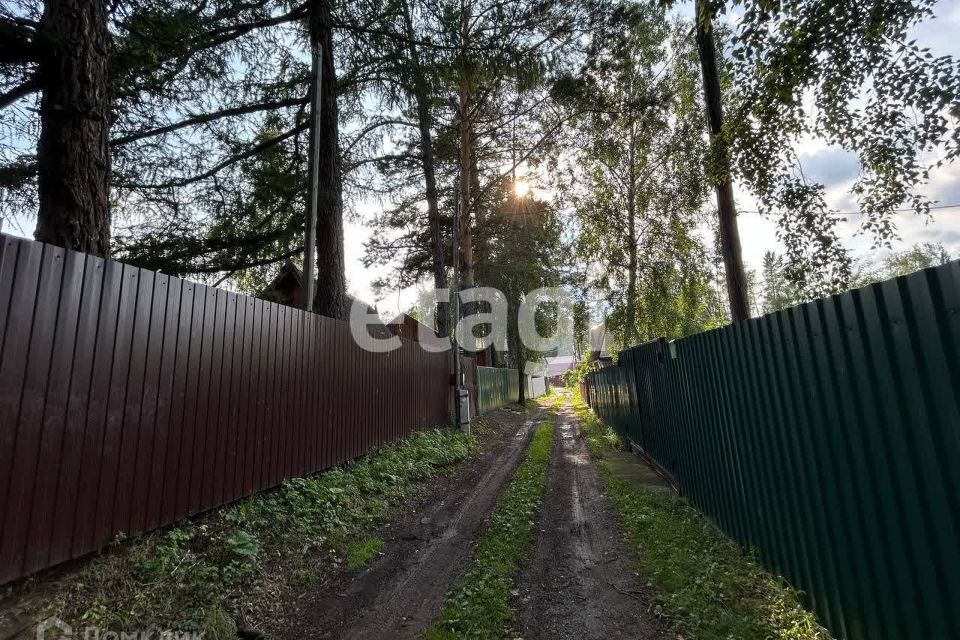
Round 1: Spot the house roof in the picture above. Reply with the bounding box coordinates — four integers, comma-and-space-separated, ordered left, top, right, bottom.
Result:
386, 312, 449, 350
544, 355, 577, 377
267, 259, 380, 316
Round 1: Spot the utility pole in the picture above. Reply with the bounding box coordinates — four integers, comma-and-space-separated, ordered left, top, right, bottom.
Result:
303, 37, 322, 312
450, 0, 471, 433
695, 0, 750, 322
452, 176, 466, 433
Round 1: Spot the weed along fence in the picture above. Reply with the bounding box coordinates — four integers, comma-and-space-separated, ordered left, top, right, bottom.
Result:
586, 261, 960, 640
0, 233, 452, 585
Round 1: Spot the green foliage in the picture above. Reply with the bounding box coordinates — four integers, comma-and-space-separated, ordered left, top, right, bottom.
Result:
224, 531, 260, 562
560, 5, 724, 347
474, 185, 569, 376
880, 241, 952, 278
344, 537, 385, 569
760, 251, 802, 314
363, 0, 594, 295
50, 428, 478, 633
2, 0, 318, 281
571, 392, 829, 640
563, 356, 594, 387
758, 242, 953, 315
723, 0, 960, 296
425, 412, 556, 639
604, 478, 828, 640
201, 608, 238, 640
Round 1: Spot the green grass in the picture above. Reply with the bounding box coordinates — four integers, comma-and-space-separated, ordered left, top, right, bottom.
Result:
344, 537, 385, 569
423, 416, 555, 640
47, 427, 479, 636
570, 391, 829, 640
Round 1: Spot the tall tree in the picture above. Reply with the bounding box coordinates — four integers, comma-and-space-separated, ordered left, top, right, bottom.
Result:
2, 0, 406, 302
363, 0, 591, 310
474, 183, 565, 402
400, 0, 450, 335
455, 1, 478, 297
695, 0, 748, 321
562, 7, 722, 346
309, 0, 346, 318
760, 250, 798, 314
2, 0, 112, 255
2, 0, 314, 273
881, 241, 952, 277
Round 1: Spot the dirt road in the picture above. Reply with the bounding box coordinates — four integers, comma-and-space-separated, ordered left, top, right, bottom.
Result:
279, 394, 664, 640
514, 395, 665, 640
278, 404, 544, 640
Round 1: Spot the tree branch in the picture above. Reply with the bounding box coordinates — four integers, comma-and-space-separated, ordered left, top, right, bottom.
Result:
118, 123, 307, 190
192, 3, 308, 50
344, 152, 420, 173
0, 73, 39, 109
342, 118, 417, 155
190, 246, 302, 275
0, 18, 39, 64
111, 95, 310, 146
474, 109, 582, 203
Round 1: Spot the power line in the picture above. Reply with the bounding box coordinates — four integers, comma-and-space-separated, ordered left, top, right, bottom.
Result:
739, 203, 960, 216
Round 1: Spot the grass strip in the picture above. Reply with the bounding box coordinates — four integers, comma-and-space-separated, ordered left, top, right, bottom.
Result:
344, 537, 385, 569
423, 414, 555, 640
570, 390, 829, 640
44, 427, 478, 638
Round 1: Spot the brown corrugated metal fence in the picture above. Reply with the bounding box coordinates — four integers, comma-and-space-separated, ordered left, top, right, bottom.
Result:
0, 234, 452, 585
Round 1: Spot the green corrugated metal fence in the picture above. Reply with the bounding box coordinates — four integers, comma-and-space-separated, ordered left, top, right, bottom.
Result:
527, 375, 548, 399
476, 366, 520, 414
586, 261, 960, 640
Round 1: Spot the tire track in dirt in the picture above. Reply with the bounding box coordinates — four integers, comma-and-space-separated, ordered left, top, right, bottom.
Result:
280, 404, 546, 640
514, 393, 665, 640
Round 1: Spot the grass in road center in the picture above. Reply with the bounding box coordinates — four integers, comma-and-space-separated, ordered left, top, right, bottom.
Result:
570, 391, 829, 640
343, 536, 386, 569
423, 399, 557, 640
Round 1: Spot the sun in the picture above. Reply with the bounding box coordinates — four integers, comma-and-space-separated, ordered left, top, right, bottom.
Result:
514, 179, 530, 197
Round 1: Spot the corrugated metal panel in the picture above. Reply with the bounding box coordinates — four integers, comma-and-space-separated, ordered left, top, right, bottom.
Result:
526, 375, 547, 399
0, 233, 453, 585
475, 366, 520, 414
585, 260, 960, 640
462, 357, 479, 418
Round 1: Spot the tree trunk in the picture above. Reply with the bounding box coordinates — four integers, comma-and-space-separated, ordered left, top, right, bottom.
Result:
624, 120, 638, 346
695, 0, 749, 322
513, 302, 526, 404
517, 365, 525, 403
507, 287, 524, 403
34, 0, 111, 257
457, 3, 474, 294
309, 0, 346, 319
401, 0, 449, 336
